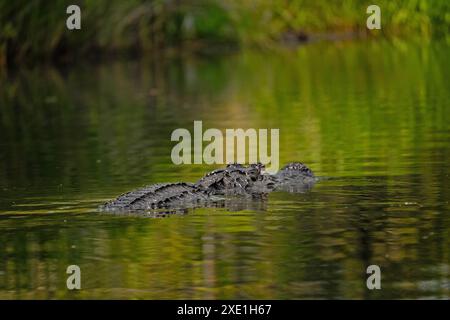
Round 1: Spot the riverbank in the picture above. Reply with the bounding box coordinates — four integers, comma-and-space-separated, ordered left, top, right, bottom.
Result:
1, 1, 449, 68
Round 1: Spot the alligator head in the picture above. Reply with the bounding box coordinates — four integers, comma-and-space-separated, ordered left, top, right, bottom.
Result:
273, 162, 316, 193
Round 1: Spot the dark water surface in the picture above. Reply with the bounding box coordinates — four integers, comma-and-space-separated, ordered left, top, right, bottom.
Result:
0, 40, 449, 299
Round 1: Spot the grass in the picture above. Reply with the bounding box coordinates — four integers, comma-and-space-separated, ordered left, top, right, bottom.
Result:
0, 0, 449, 66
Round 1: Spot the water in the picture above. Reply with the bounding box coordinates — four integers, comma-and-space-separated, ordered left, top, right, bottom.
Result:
0, 40, 449, 299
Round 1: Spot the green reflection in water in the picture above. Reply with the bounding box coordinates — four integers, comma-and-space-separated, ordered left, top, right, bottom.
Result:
0, 40, 449, 299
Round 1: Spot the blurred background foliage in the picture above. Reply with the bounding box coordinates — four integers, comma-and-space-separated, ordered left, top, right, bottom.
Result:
0, 0, 449, 67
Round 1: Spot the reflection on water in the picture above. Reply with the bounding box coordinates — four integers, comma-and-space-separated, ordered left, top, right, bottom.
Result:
0, 40, 449, 299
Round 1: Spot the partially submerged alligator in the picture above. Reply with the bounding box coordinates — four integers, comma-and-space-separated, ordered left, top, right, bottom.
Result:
100, 162, 316, 212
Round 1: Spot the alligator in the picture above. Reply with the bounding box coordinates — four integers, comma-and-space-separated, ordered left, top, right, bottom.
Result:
100, 162, 316, 213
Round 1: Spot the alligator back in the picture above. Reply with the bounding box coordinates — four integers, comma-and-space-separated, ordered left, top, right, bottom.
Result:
100, 182, 208, 211
195, 163, 265, 196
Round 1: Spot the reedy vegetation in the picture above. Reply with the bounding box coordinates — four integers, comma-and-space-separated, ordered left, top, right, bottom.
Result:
0, 0, 449, 66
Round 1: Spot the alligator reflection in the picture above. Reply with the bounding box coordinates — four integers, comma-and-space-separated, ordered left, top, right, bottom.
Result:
100, 197, 271, 217
100, 186, 315, 218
